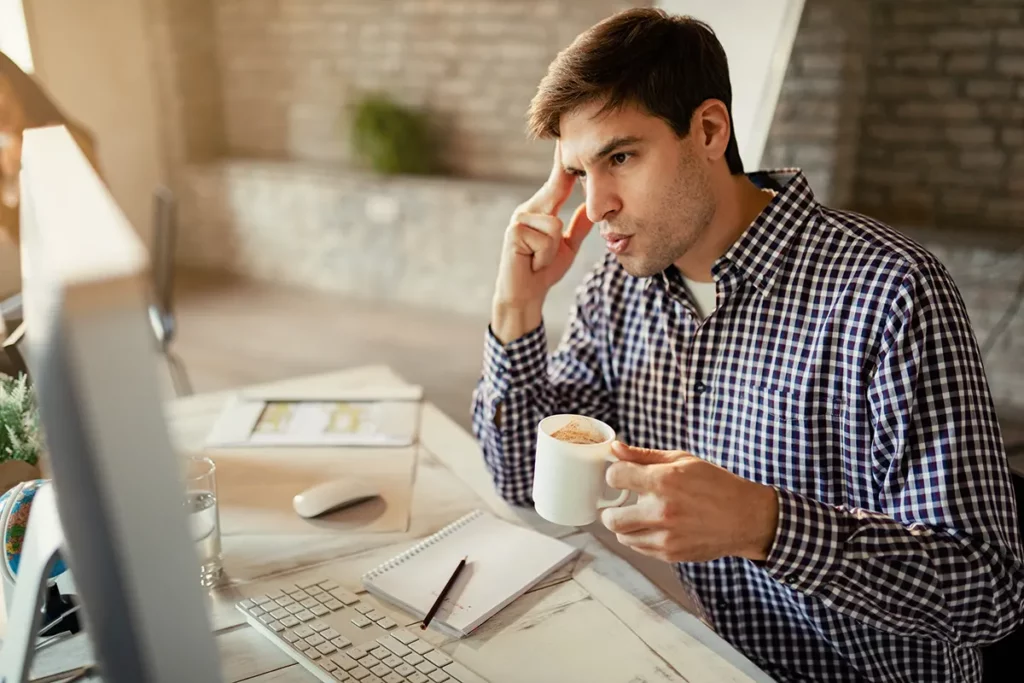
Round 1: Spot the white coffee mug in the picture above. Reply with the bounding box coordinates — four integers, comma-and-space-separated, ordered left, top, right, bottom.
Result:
532, 414, 629, 526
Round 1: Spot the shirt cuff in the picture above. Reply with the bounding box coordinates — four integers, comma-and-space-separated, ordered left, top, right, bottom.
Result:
482, 322, 549, 396
763, 488, 846, 595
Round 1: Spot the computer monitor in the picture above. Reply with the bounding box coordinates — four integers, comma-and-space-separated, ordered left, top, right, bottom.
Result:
0, 125, 222, 682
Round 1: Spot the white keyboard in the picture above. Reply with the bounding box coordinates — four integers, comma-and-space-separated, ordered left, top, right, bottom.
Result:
236, 577, 489, 683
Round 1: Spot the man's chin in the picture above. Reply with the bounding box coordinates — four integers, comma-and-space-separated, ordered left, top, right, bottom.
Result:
615, 254, 663, 279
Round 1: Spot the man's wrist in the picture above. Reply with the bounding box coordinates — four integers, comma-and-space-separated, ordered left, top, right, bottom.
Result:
491, 300, 543, 345
742, 484, 780, 561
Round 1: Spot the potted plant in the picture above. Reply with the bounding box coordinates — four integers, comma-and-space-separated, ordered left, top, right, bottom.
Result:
0, 373, 43, 494
349, 93, 438, 175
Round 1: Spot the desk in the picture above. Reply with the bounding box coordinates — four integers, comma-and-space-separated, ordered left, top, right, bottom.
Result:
30, 365, 771, 683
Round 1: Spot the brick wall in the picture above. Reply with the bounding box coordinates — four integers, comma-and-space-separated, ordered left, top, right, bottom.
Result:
211, 0, 640, 181
853, 0, 1024, 234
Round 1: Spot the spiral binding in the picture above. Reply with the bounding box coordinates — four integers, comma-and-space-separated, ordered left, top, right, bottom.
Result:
361, 509, 484, 583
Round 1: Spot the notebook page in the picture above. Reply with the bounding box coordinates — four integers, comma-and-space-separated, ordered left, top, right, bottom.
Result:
362, 511, 578, 635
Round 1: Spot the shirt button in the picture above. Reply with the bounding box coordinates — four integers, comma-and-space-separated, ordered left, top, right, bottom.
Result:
694, 380, 707, 394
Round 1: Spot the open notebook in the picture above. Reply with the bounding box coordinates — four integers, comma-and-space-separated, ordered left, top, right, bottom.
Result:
361, 510, 579, 638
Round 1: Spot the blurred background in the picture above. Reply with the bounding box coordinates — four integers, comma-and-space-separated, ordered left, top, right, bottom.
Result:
0, 0, 1022, 436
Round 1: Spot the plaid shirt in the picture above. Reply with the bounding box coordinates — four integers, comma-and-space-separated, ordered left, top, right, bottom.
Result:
471, 170, 1024, 682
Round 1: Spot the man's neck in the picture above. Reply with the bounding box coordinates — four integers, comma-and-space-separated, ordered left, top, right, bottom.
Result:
675, 173, 775, 283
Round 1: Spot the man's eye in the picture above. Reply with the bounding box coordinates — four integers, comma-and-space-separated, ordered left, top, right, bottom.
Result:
611, 152, 631, 165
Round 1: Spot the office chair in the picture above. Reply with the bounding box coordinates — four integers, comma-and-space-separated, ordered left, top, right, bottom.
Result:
148, 186, 192, 397
981, 470, 1024, 682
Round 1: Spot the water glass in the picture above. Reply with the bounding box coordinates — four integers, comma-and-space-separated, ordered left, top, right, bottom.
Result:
184, 456, 224, 588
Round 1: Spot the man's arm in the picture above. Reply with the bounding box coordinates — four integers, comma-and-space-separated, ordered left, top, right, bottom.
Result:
763, 262, 1024, 646
472, 265, 617, 505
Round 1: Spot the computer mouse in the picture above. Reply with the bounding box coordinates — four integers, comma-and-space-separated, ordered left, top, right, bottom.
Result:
292, 479, 381, 519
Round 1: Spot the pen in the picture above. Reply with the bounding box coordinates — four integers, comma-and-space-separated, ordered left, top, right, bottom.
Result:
422, 555, 468, 630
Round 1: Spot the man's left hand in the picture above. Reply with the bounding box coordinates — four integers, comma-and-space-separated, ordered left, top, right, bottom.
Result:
602, 441, 780, 563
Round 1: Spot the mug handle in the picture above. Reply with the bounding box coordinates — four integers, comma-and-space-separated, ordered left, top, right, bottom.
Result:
597, 456, 630, 509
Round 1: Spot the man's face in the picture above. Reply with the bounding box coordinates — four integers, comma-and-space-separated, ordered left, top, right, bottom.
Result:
559, 101, 715, 278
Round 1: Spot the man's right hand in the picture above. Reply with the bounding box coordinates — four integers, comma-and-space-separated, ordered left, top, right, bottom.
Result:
491, 143, 595, 345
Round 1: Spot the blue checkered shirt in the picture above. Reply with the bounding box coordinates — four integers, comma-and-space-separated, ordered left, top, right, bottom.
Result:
471, 170, 1024, 682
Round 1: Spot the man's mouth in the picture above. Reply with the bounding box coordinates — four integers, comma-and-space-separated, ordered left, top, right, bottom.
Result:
603, 232, 632, 255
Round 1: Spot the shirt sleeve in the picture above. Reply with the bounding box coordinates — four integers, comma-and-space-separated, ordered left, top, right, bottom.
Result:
763, 261, 1024, 646
471, 267, 618, 506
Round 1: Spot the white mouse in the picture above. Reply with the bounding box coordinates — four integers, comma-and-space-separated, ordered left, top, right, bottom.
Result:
292, 479, 380, 519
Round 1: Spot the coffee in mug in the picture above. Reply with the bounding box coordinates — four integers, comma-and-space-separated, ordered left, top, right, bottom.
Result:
532, 414, 629, 526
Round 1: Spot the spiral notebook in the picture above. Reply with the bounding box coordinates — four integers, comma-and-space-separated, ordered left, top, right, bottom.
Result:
361, 510, 579, 638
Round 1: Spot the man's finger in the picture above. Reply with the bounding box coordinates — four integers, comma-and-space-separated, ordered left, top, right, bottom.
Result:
539, 141, 576, 215
565, 203, 594, 252
514, 211, 562, 241
611, 441, 680, 465
509, 223, 558, 271
606, 461, 658, 493
601, 500, 660, 535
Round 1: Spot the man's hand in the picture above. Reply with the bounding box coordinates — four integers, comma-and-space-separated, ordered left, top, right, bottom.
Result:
602, 441, 780, 563
491, 142, 594, 344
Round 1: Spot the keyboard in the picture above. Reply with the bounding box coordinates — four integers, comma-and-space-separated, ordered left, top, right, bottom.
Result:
236, 576, 489, 683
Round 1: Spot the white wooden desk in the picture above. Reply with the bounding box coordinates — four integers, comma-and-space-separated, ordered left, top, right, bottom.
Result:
29, 365, 772, 683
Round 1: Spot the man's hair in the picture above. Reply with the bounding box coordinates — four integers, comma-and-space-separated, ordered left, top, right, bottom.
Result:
527, 8, 744, 175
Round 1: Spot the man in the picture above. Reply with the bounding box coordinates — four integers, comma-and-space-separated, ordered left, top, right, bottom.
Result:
471, 8, 1024, 683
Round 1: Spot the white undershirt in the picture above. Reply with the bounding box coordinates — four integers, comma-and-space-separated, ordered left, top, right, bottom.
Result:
682, 276, 717, 320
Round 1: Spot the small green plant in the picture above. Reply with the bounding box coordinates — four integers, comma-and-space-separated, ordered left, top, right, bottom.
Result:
349, 93, 437, 175
0, 373, 43, 466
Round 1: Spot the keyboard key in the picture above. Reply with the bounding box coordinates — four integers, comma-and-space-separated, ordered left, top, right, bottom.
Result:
347, 647, 368, 660
248, 607, 266, 617
383, 655, 403, 668
371, 664, 390, 677
269, 621, 285, 633
369, 647, 390, 660
317, 643, 338, 655
365, 677, 384, 683
333, 673, 352, 682
376, 617, 396, 630
310, 621, 330, 632
362, 656, 380, 668
333, 654, 358, 670
351, 616, 372, 628
350, 666, 370, 680
283, 585, 303, 595
266, 590, 284, 599
306, 649, 322, 661
404, 653, 424, 666
306, 634, 325, 647
320, 580, 340, 590
298, 578, 322, 589
428, 671, 448, 683
407, 674, 429, 683
258, 615, 275, 625
296, 610, 315, 622
332, 636, 352, 649
324, 599, 344, 611
410, 640, 433, 655
355, 604, 374, 614
332, 589, 360, 604
425, 651, 451, 667
239, 599, 254, 609
442, 662, 480, 683
252, 596, 271, 605
392, 630, 417, 645
312, 605, 330, 617
295, 641, 311, 652
394, 663, 417, 677
320, 659, 338, 672
321, 628, 341, 640
416, 661, 436, 674
365, 610, 384, 621
269, 608, 289, 620
377, 636, 412, 658
294, 625, 315, 639
281, 616, 300, 628
286, 604, 304, 615
275, 596, 295, 606
300, 597, 319, 609
384, 674, 404, 683
283, 632, 300, 643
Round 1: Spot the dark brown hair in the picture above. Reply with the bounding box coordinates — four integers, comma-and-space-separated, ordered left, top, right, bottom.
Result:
527, 7, 744, 175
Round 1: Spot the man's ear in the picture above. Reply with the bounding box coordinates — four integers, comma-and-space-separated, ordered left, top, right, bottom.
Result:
691, 99, 731, 164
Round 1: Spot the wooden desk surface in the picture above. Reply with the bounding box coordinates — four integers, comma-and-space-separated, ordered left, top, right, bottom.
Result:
30, 365, 772, 683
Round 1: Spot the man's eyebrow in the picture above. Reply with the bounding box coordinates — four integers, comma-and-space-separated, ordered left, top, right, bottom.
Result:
564, 135, 643, 174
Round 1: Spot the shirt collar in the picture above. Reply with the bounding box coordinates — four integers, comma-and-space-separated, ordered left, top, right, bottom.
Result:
713, 169, 817, 296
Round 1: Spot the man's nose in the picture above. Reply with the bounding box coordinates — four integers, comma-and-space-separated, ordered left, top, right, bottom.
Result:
585, 178, 621, 224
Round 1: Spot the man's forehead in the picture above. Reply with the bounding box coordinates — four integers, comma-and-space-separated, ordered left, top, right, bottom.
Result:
559, 104, 657, 164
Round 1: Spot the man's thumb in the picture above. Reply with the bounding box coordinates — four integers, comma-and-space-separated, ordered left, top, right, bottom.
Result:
610, 441, 677, 465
